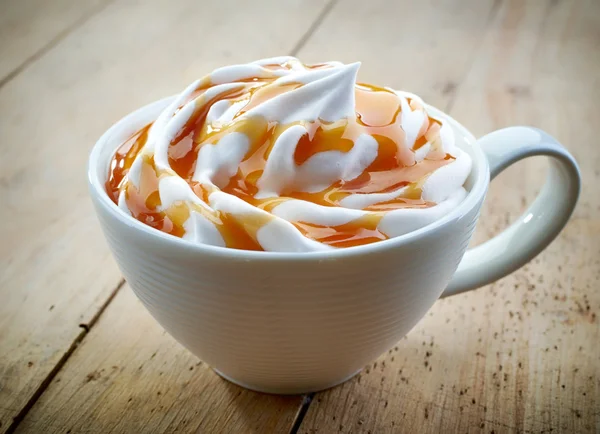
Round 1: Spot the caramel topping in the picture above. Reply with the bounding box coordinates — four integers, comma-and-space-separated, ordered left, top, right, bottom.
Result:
107, 124, 151, 203
294, 214, 386, 249
106, 61, 456, 251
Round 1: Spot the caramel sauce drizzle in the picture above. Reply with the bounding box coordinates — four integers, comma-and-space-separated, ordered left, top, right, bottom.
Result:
106, 62, 455, 250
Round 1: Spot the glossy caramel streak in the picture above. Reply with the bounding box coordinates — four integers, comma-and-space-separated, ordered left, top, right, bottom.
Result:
294, 214, 385, 249
107, 61, 457, 250
168, 84, 249, 179
106, 124, 151, 203
123, 156, 184, 237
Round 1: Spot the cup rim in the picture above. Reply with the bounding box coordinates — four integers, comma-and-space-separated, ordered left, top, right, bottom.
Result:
88, 96, 489, 261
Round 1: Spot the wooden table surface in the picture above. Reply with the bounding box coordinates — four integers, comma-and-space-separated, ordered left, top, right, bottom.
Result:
1, 0, 599, 433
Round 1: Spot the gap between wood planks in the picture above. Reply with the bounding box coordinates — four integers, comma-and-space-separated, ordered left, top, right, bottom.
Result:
289, 0, 339, 57
289, 394, 315, 434
3, 0, 338, 432
0, 0, 116, 90
5, 0, 505, 430
5, 279, 125, 434
288, 0, 505, 432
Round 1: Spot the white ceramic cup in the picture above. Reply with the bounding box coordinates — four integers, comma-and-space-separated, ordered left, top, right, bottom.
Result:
88, 96, 580, 394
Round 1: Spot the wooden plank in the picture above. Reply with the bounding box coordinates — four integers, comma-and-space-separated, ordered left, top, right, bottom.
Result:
296, 0, 500, 109
0, 0, 107, 84
299, 0, 600, 433
15, 286, 304, 434
0, 0, 330, 430
451, 0, 599, 224
300, 221, 599, 434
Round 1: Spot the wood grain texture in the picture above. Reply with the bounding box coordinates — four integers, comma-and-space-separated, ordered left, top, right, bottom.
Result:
15, 287, 303, 434
8, 1, 501, 430
300, 221, 600, 434
299, 0, 600, 433
0, 0, 108, 84
3, 0, 599, 433
297, 0, 500, 110
0, 0, 330, 430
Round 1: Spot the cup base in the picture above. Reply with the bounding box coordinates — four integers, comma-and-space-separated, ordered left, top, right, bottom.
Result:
213, 368, 363, 395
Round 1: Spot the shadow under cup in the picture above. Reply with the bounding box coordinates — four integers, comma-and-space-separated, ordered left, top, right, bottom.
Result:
88, 97, 488, 394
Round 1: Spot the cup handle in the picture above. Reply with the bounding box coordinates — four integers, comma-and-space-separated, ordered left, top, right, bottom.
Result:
442, 126, 581, 298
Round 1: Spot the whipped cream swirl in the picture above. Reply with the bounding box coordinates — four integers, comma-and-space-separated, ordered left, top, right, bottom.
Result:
107, 57, 472, 252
